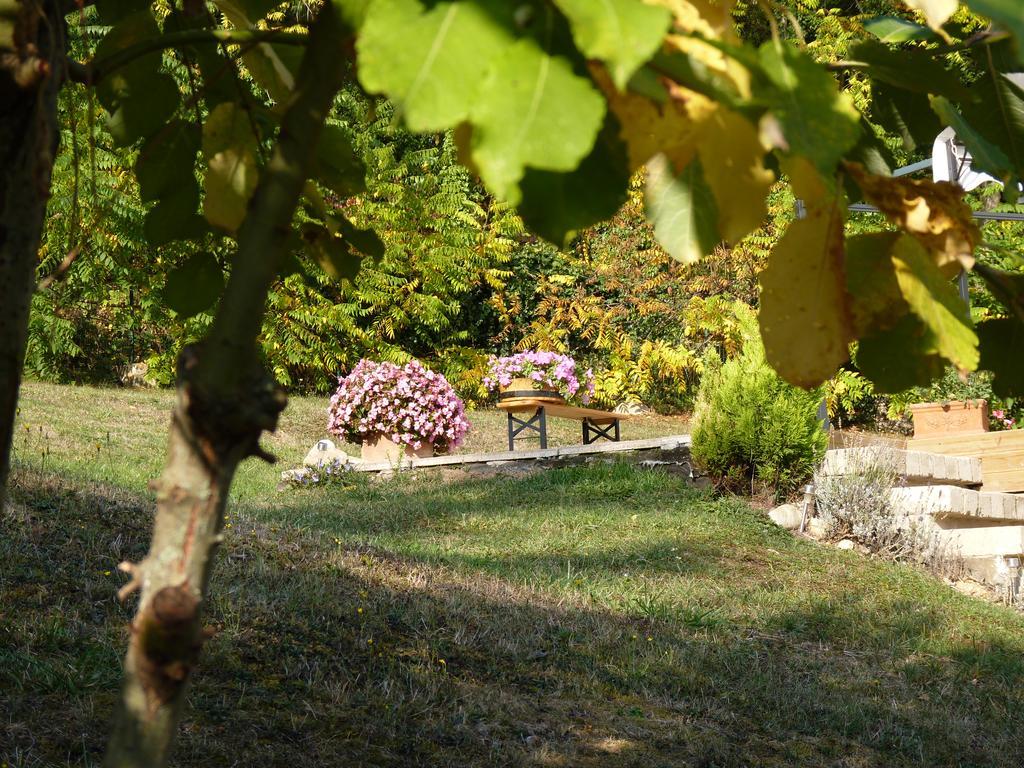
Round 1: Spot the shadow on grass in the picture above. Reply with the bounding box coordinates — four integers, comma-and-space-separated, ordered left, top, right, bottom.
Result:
3, 466, 1024, 767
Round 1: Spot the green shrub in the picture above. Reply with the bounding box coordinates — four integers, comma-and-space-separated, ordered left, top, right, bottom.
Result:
691, 308, 827, 499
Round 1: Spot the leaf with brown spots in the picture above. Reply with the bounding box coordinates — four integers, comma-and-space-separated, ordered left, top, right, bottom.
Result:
844, 162, 980, 273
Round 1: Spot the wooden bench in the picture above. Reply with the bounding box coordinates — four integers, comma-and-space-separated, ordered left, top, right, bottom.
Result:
496, 399, 631, 451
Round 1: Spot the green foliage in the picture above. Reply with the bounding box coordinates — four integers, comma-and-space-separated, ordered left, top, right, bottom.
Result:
691, 305, 827, 499
885, 367, 1024, 430
823, 368, 876, 426
260, 95, 522, 392
24, 0, 1024, 406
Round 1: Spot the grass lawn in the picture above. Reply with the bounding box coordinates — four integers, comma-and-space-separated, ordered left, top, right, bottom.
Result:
8, 381, 689, 495
3, 381, 1024, 766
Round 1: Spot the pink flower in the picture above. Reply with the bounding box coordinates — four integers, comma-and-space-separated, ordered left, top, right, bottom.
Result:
327, 358, 470, 450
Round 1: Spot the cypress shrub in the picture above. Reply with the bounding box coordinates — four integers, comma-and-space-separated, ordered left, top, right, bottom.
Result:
691, 309, 827, 499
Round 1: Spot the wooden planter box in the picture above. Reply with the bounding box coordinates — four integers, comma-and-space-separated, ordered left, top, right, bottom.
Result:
498, 376, 565, 405
910, 400, 989, 438
361, 435, 434, 464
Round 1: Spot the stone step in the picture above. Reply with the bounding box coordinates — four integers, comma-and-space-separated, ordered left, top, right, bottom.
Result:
889, 485, 1024, 523
962, 554, 1024, 585
933, 525, 1024, 559
821, 448, 981, 487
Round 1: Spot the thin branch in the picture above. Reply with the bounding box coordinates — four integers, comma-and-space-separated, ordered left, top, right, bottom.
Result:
87, 28, 306, 85
37, 247, 82, 291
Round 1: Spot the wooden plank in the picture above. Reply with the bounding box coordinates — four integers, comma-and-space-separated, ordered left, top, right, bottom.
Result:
909, 430, 1024, 493
909, 430, 1024, 454
495, 400, 632, 422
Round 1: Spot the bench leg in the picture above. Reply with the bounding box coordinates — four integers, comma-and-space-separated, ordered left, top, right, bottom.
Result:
583, 418, 620, 444
508, 407, 547, 450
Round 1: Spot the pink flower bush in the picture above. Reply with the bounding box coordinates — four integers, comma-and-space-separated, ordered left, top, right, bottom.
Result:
328, 359, 469, 451
992, 409, 1017, 430
483, 351, 595, 404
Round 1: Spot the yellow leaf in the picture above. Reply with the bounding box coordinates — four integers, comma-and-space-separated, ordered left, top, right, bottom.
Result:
646, 0, 737, 38
696, 107, 774, 242
758, 158, 853, 387
202, 102, 259, 233
595, 66, 714, 170
903, 0, 958, 32
845, 162, 979, 273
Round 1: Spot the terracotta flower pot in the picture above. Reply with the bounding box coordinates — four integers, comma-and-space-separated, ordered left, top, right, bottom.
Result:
361, 435, 434, 464
498, 376, 565, 404
909, 399, 989, 438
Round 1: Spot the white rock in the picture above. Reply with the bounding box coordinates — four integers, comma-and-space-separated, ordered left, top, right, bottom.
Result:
836, 539, 856, 551
281, 468, 310, 483
806, 518, 826, 539
613, 401, 651, 415
768, 503, 803, 530
303, 439, 358, 468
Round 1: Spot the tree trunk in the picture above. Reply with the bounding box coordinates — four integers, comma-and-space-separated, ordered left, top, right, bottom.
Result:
102, 4, 348, 765
0, 0, 65, 509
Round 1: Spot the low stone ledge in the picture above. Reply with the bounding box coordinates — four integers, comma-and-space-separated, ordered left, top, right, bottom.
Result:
821, 448, 981, 487
890, 485, 1024, 523
351, 435, 692, 474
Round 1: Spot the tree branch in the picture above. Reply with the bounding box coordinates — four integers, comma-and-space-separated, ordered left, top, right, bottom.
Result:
36, 245, 81, 290
102, 3, 350, 766
87, 28, 306, 86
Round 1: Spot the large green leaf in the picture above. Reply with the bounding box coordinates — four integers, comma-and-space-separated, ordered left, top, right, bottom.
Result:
165, 10, 238, 108
144, 181, 207, 247
357, 0, 517, 132
978, 318, 1024, 396
856, 314, 946, 393
469, 13, 606, 203
162, 253, 224, 319
202, 102, 260, 233
315, 124, 366, 198
644, 153, 719, 265
890, 234, 978, 372
335, 0, 373, 31
756, 41, 860, 176
135, 120, 200, 203
552, 0, 670, 89
964, 0, 1024, 63
302, 223, 363, 282
335, 215, 385, 259
106, 72, 180, 147
849, 40, 972, 102
94, 10, 161, 112
863, 16, 936, 43
648, 48, 745, 109
517, 115, 630, 247
871, 83, 942, 152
